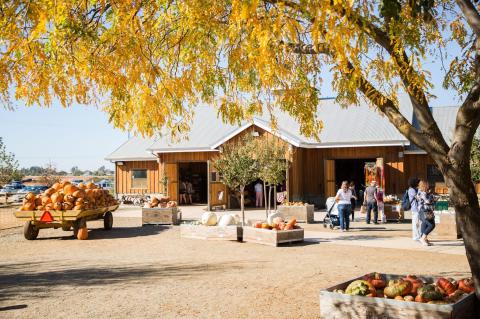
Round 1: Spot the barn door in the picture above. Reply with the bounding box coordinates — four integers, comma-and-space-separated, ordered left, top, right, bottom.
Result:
324, 159, 336, 197
376, 157, 385, 190
165, 163, 178, 201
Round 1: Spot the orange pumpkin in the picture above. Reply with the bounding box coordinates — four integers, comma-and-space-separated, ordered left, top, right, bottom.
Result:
458, 278, 475, 293
394, 296, 404, 301
62, 202, 74, 210
22, 202, 36, 211
437, 278, 456, 295
35, 205, 45, 211
284, 224, 294, 230
77, 182, 86, 189
41, 196, 52, 206
287, 218, 297, 227
52, 182, 62, 191
75, 198, 85, 205
64, 184, 78, 195
25, 192, 36, 201
34, 197, 42, 206
45, 203, 53, 210
254, 222, 262, 228
86, 182, 96, 189
415, 294, 426, 303
77, 226, 88, 240
72, 190, 85, 199
364, 273, 387, 289
404, 295, 414, 302
51, 192, 64, 204
404, 275, 423, 295
53, 202, 63, 211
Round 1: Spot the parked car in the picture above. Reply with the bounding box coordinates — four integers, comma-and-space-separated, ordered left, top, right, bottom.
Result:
0, 186, 18, 194
71, 179, 84, 186
96, 179, 113, 190
18, 185, 48, 195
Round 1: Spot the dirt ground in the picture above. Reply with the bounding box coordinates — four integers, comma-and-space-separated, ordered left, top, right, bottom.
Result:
0, 208, 472, 319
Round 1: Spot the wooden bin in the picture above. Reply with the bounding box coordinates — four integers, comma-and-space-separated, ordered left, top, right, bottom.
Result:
142, 207, 181, 225
277, 204, 314, 223
383, 203, 404, 222
180, 224, 243, 241
242, 227, 304, 247
319, 274, 475, 319
430, 211, 461, 240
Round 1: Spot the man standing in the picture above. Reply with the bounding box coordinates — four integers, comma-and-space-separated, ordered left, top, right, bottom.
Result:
364, 180, 378, 224
254, 181, 263, 207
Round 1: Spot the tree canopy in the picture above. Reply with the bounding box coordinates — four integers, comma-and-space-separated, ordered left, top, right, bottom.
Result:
0, 137, 22, 184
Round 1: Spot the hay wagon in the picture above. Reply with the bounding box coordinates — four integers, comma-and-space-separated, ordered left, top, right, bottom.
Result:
14, 204, 119, 240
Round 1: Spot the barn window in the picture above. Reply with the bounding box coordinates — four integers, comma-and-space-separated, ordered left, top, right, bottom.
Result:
427, 165, 444, 184
132, 169, 148, 189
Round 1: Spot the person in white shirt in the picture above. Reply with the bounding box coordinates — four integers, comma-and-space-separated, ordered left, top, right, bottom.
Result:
335, 181, 356, 231
254, 181, 263, 207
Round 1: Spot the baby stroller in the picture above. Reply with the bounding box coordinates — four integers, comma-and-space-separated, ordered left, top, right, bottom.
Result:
323, 197, 340, 229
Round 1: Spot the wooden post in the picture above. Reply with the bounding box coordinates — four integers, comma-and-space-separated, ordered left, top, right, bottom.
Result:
207, 160, 211, 211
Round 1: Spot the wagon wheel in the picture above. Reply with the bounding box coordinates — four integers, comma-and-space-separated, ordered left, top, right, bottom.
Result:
329, 224, 334, 230
23, 221, 39, 240
323, 222, 327, 228
73, 218, 87, 238
103, 211, 113, 230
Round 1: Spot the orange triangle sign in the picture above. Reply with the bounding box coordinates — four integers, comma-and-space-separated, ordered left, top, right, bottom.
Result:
40, 211, 54, 223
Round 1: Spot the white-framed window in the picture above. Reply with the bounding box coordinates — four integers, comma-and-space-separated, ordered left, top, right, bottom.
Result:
132, 169, 148, 189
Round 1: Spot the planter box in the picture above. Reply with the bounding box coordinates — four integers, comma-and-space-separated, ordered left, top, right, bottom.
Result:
277, 204, 314, 223
242, 227, 304, 247
142, 207, 181, 225
384, 204, 404, 222
319, 274, 475, 319
430, 211, 461, 240
180, 224, 242, 241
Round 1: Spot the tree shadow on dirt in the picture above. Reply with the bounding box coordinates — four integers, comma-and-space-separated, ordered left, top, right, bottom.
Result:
0, 260, 258, 302
35, 225, 170, 241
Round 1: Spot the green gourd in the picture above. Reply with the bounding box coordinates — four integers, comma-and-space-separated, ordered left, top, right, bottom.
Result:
345, 280, 371, 296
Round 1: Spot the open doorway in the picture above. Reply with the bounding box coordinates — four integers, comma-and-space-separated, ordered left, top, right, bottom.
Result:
178, 162, 208, 204
335, 158, 376, 198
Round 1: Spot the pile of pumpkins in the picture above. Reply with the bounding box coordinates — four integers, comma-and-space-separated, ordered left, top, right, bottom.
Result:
334, 273, 475, 304
282, 201, 306, 206
145, 196, 177, 208
20, 181, 118, 212
200, 212, 239, 227
253, 217, 299, 230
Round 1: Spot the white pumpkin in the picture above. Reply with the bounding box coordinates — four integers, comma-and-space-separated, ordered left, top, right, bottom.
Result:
201, 212, 218, 226
267, 212, 282, 225
217, 214, 236, 227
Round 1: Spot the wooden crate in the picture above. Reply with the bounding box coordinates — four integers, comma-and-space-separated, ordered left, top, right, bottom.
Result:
319, 274, 476, 319
180, 224, 242, 241
383, 204, 404, 222
430, 211, 461, 240
277, 204, 314, 223
142, 207, 181, 225
242, 227, 304, 247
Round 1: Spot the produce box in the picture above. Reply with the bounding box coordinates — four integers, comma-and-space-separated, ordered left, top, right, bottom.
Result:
435, 201, 449, 211
383, 204, 404, 222
277, 204, 314, 223
430, 211, 461, 240
319, 274, 475, 319
242, 227, 304, 247
180, 224, 242, 241
142, 207, 181, 225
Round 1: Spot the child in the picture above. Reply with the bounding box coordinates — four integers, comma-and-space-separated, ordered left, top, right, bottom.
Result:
377, 187, 386, 223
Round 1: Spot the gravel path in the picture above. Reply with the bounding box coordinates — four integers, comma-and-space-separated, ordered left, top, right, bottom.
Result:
0, 213, 471, 319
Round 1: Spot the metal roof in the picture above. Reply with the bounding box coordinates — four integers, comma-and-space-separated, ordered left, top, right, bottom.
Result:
106, 96, 464, 161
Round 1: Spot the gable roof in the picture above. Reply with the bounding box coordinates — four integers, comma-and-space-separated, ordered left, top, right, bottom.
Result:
106, 96, 461, 161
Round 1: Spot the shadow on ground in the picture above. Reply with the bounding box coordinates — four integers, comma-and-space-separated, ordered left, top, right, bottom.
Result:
0, 260, 258, 302
35, 225, 169, 241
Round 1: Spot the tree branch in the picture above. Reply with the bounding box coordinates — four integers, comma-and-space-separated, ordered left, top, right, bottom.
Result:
456, 0, 480, 37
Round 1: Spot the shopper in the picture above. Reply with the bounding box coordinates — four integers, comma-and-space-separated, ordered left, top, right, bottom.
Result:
418, 180, 435, 246
377, 187, 386, 223
179, 180, 187, 205
335, 181, 353, 231
254, 181, 263, 207
349, 182, 357, 221
186, 180, 194, 204
364, 180, 378, 224
408, 177, 422, 241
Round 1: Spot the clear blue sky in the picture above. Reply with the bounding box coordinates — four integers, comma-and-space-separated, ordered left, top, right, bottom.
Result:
0, 55, 462, 172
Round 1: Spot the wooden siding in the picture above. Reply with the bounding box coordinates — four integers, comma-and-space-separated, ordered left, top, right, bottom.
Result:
115, 160, 160, 194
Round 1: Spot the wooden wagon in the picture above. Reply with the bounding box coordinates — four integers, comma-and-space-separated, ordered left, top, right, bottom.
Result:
14, 204, 119, 240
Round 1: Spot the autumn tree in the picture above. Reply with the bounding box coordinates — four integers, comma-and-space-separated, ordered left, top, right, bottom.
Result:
0, 137, 22, 185
214, 138, 258, 226
471, 136, 480, 183
2, 1, 480, 295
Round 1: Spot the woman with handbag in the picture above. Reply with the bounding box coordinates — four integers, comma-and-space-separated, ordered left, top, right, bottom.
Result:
418, 180, 436, 246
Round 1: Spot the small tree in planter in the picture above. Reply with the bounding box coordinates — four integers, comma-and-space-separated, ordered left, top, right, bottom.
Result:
214, 137, 258, 226
256, 137, 289, 217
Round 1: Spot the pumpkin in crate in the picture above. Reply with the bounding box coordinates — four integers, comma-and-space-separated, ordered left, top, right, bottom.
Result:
363, 272, 386, 289
53, 202, 63, 211
415, 285, 443, 302
458, 278, 475, 293
63, 184, 78, 195
436, 278, 456, 295
45, 203, 53, 210
403, 275, 423, 295
41, 196, 52, 206
34, 197, 43, 207
384, 279, 412, 298
21, 202, 36, 211
62, 202, 74, 210
72, 189, 85, 199
77, 226, 88, 240
77, 183, 86, 190
44, 188, 56, 197
345, 280, 376, 297
64, 195, 75, 203
35, 205, 45, 211
166, 201, 177, 208
52, 182, 62, 191
86, 182, 96, 189
51, 192, 64, 204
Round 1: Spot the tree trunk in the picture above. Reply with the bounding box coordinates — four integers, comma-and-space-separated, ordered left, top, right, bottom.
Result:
268, 185, 272, 215
274, 187, 277, 211
443, 166, 480, 298
240, 185, 245, 226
